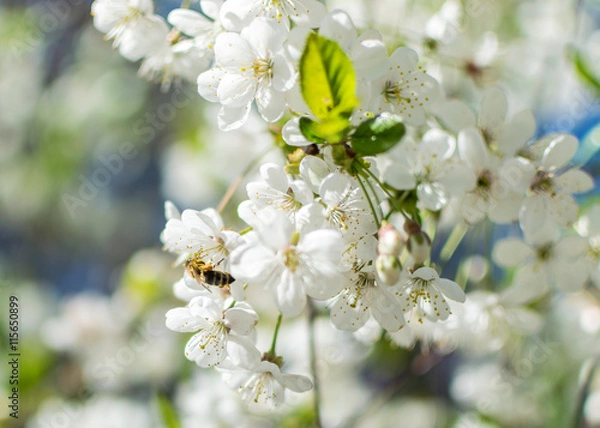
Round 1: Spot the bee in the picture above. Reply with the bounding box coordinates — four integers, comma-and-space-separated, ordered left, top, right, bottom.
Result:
184, 253, 235, 290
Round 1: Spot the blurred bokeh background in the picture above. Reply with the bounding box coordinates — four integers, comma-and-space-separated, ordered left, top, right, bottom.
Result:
1, 0, 600, 426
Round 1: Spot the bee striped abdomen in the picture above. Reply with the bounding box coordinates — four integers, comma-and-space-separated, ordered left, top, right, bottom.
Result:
184, 253, 234, 289
202, 270, 235, 287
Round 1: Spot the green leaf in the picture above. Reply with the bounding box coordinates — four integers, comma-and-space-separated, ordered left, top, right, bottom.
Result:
299, 32, 358, 121
299, 116, 350, 144
299, 117, 326, 144
156, 393, 182, 428
570, 46, 600, 93
350, 114, 406, 155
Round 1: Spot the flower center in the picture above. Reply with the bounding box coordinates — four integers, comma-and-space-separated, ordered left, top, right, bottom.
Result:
531, 170, 555, 194
536, 244, 553, 261
283, 247, 300, 272
252, 58, 274, 81
382, 80, 411, 105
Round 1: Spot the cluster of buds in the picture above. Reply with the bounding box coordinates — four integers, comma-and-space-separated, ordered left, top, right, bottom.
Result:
375, 221, 405, 285
376, 218, 433, 285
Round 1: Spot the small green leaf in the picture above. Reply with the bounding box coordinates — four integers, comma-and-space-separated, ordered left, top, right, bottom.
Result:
351, 114, 406, 155
299, 33, 358, 121
156, 393, 182, 428
570, 46, 600, 93
299, 116, 350, 144
299, 117, 326, 144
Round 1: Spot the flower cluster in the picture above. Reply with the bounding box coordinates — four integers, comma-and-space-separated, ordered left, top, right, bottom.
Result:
92, 0, 597, 413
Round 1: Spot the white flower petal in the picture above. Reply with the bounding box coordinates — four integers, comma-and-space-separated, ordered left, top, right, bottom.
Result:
274, 270, 307, 316
218, 72, 256, 107
541, 134, 578, 171
225, 304, 259, 335
292, 0, 326, 27
217, 104, 252, 131
256, 87, 286, 123
417, 182, 447, 211
458, 127, 488, 171
492, 238, 532, 267
282, 117, 311, 146
519, 195, 547, 234
547, 191, 578, 227
500, 264, 547, 305
165, 307, 206, 332
352, 38, 388, 81
371, 288, 405, 332
200, 0, 222, 20
168, 9, 213, 36
319, 9, 356, 51
555, 169, 594, 194
185, 328, 227, 367
280, 373, 313, 392
198, 67, 225, 102
214, 32, 254, 68
272, 53, 296, 92
330, 286, 370, 332
411, 267, 439, 281
436, 278, 466, 302
478, 87, 507, 132
496, 110, 536, 156
432, 100, 476, 134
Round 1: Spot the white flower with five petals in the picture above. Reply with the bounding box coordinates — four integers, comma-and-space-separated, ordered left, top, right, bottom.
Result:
217, 337, 313, 409
92, 0, 167, 61
219, 0, 326, 31
519, 134, 594, 232
396, 266, 466, 323
165, 296, 258, 367
161, 206, 244, 265
197, 18, 295, 130
383, 129, 475, 211
231, 211, 345, 317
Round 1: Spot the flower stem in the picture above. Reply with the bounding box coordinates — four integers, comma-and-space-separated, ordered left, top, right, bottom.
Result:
572, 357, 599, 428
439, 222, 468, 264
268, 313, 283, 356
308, 299, 323, 428
356, 173, 381, 229
359, 164, 411, 221
217, 147, 272, 214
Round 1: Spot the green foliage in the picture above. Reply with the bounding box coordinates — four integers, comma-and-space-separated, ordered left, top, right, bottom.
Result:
299, 33, 358, 143
570, 47, 600, 93
156, 393, 182, 428
350, 114, 406, 156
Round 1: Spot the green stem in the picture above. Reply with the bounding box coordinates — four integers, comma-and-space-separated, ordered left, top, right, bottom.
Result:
307, 300, 323, 428
356, 173, 381, 228
573, 358, 599, 428
239, 226, 253, 235
440, 222, 468, 264
268, 313, 283, 356
181, 0, 192, 8
359, 164, 411, 221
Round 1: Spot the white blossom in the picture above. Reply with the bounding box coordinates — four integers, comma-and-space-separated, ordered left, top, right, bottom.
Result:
166, 296, 258, 367
231, 210, 345, 317
396, 266, 466, 323
197, 18, 295, 130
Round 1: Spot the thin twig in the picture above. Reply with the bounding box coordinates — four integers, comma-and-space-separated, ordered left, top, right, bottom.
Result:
308, 300, 323, 428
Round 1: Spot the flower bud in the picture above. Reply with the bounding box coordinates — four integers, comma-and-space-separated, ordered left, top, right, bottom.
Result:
376, 254, 402, 285
407, 231, 431, 266
377, 221, 405, 257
